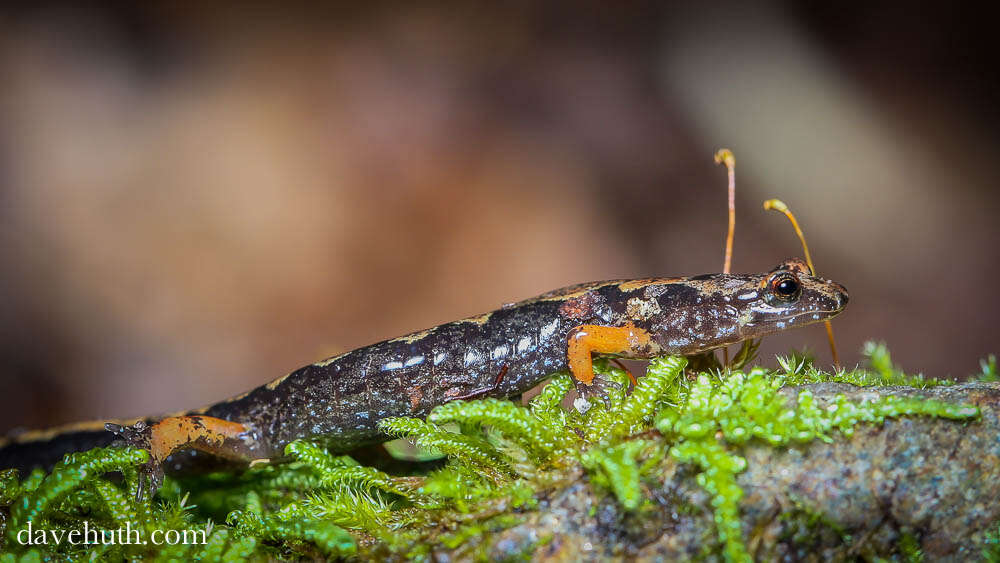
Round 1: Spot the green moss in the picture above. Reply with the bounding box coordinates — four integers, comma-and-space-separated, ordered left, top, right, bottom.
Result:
379, 417, 514, 482
983, 518, 1000, 562
425, 397, 576, 461
775, 341, 955, 388
0, 342, 985, 561
898, 529, 923, 562
979, 354, 999, 382
226, 501, 355, 558
581, 439, 664, 511
0, 446, 270, 561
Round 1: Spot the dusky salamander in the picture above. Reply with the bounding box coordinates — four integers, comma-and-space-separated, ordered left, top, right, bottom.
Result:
0, 258, 848, 480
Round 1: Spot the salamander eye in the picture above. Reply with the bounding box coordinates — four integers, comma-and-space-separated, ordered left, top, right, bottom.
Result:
768, 273, 801, 302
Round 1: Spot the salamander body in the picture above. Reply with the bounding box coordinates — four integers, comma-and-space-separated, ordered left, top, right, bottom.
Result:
0, 259, 847, 475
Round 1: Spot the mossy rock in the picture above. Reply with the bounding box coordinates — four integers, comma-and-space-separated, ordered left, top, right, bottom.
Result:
1, 349, 998, 562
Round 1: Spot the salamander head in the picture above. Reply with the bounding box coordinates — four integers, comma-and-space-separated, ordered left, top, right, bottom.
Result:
735, 258, 848, 338
644, 258, 849, 354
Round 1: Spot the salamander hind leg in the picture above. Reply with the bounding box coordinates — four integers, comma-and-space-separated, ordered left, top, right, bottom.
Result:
106, 415, 271, 497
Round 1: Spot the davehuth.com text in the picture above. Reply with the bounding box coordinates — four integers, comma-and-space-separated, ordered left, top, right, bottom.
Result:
16, 520, 208, 546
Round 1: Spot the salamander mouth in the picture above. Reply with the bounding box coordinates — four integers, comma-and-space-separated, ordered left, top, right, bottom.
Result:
779, 308, 846, 324
791, 307, 843, 319
741, 307, 844, 331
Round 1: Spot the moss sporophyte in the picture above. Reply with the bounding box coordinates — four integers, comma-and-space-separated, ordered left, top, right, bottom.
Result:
0, 347, 983, 561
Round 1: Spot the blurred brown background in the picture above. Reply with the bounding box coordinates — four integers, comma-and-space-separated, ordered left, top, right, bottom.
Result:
1, 2, 997, 432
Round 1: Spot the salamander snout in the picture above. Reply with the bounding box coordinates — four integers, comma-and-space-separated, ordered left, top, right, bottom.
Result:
830, 281, 849, 310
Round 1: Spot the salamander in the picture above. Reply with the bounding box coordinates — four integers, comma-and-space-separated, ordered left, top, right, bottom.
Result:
0, 258, 847, 482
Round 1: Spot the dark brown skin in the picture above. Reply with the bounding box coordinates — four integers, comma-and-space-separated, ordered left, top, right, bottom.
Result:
0, 259, 847, 477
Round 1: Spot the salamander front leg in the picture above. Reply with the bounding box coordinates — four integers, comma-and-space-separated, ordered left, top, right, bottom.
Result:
566, 322, 656, 405
106, 415, 271, 498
